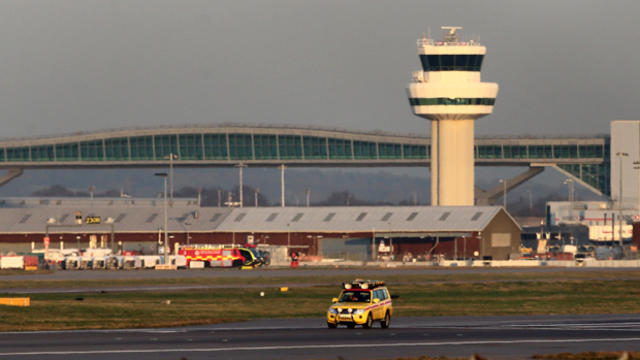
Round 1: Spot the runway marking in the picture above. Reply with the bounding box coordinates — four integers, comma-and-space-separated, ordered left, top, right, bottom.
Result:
2, 321, 639, 335
3, 337, 640, 356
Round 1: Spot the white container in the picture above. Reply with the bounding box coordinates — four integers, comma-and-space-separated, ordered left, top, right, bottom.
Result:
1, 256, 24, 269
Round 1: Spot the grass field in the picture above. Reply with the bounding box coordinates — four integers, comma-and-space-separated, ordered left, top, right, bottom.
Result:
1, 269, 640, 331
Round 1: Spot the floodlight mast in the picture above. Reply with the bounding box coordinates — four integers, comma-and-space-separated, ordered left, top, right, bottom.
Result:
155, 172, 169, 264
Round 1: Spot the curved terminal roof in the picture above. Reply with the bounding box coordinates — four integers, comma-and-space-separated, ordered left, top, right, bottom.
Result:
0, 124, 610, 195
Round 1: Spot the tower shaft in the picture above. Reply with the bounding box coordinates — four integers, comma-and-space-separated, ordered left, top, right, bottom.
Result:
435, 119, 475, 205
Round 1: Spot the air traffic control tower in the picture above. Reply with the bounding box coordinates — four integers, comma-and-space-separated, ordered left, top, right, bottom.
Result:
407, 26, 499, 206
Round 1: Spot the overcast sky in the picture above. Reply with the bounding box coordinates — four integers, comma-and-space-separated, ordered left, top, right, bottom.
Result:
0, 0, 638, 139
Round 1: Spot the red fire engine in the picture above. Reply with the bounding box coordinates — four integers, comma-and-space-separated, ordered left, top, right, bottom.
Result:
178, 245, 245, 268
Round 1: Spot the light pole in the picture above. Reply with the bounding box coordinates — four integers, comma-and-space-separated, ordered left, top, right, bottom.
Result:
616, 152, 628, 245
235, 163, 247, 207
287, 223, 291, 249
155, 172, 169, 264
498, 178, 507, 209
165, 153, 178, 204
563, 178, 574, 222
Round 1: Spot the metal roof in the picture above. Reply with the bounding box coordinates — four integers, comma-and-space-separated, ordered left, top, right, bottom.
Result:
215, 206, 504, 233
0, 204, 511, 235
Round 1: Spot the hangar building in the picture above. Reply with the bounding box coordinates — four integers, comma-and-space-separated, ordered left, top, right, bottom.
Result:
0, 198, 521, 260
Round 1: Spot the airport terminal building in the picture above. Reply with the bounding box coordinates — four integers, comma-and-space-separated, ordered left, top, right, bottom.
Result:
0, 198, 521, 260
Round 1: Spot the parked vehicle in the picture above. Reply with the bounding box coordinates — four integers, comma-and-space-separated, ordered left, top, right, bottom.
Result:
178, 245, 245, 268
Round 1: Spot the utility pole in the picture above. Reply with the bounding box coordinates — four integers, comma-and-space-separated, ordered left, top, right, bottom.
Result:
634, 161, 640, 223
166, 153, 178, 204
235, 164, 246, 208
254, 188, 260, 207
499, 179, 507, 209
563, 179, 574, 221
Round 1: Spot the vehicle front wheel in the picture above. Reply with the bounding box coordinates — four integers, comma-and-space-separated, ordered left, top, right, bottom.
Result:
327, 322, 337, 329
363, 314, 373, 329
381, 312, 390, 329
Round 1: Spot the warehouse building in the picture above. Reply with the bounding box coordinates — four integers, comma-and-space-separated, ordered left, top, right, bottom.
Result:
0, 198, 521, 260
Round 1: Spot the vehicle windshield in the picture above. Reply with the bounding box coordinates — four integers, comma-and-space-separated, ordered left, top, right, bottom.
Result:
339, 290, 371, 303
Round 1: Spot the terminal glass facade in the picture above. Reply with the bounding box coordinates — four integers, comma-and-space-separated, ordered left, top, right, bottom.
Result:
129, 136, 153, 160
203, 134, 227, 160
353, 141, 377, 159
303, 136, 327, 159
228, 134, 252, 160
179, 134, 203, 160
31, 145, 54, 162
328, 138, 352, 159
278, 135, 302, 159
253, 135, 277, 160
80, 140, 103, 161
0, 129, 610, 196
105, 138, 128, 161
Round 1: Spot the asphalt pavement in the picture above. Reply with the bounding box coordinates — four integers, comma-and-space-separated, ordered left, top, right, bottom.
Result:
1, 314, 640, 359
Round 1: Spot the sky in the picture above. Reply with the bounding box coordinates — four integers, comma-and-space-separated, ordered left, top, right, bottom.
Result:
0, 0, 639, 140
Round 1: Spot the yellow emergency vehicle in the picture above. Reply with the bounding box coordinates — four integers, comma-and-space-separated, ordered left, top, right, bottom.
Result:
326, 279, 393, 329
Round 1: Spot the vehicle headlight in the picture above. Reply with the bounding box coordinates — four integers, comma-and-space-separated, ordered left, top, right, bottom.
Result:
353, 309, 365, 315
328, 308, 338, 314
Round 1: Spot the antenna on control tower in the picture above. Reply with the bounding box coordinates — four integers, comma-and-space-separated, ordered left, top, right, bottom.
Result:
441, 26, 462, 43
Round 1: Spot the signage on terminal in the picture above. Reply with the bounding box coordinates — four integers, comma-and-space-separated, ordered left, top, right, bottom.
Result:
85, 216, 101, 224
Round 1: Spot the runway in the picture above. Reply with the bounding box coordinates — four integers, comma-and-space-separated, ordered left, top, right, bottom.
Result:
1, 314, 640, 359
